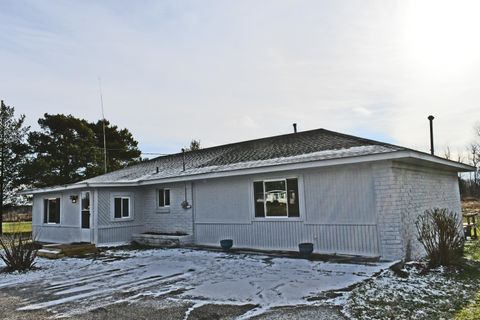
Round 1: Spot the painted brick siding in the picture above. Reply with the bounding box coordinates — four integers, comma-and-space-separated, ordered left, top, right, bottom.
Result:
142, 183, 193, 235
374, 161, 461, 261
96, 187, 146, 245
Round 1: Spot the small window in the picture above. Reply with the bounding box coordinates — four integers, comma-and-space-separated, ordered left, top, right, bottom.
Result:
253, 178, 300, 218
44, 198, 61, 224
158, 189, 170, 207
114, 197, 130, 218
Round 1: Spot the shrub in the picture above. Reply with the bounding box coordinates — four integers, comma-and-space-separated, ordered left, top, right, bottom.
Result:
415, 208, 464, 267
0, 232, 37, 272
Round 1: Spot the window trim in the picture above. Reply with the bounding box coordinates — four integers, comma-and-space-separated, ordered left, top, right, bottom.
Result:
158, 188, 171, 208
251, 175, 304, 221
43, 196, 61, 225
110, 193, 134, 221
114, 197, 130, 219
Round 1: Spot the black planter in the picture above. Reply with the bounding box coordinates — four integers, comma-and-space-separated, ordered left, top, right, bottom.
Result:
298, 242, 314, 258
220, 239, 233, 250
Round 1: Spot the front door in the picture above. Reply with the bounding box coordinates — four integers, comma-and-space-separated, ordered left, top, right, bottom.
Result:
80, 191, 91, 242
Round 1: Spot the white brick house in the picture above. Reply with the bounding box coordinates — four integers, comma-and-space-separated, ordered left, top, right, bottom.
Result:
22, 129, 473, 261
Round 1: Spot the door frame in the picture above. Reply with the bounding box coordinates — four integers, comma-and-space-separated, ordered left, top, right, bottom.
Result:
80, 191, 92, 243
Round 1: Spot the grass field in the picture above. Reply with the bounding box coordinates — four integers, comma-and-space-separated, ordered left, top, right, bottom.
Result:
456, 199, 480, 319
455, 241, 480, 319
1, 221, 32, 234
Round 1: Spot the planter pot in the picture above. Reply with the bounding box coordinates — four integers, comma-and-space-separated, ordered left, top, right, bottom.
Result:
298, 242, 314, 258
220, 239, 233, 251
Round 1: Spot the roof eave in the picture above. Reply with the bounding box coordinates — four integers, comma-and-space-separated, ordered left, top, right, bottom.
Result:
21, 150, 473, 194
140, 150, 473, 185
405, 150, 475, 172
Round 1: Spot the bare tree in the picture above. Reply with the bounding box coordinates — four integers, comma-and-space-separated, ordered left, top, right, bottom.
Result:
456, 148, 465, 163
443, 146, 451, 160
470, 143, 480, 185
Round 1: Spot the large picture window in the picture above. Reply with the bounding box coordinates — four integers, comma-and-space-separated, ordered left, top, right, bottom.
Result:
114, 197, 130, 219
44, 198, 61, 224
158, 189, 170, 207
253, 178, 300, 218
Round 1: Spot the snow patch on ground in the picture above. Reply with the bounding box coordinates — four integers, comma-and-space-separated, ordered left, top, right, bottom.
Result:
323, 262, 480, 320
0, 248, 390, 317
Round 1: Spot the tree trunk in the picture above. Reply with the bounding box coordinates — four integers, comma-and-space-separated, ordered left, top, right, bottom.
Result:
0, 100, 4, 235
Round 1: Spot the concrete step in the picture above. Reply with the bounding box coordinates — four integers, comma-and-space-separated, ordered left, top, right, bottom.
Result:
37, 248, 64, 259
38, 243, 97, 259
61, 244, 97, 256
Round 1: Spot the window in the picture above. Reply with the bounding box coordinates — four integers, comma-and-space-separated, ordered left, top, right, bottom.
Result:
44, 198, 61, 224
253, 178, 300, 218
114, 197, 130, 218
158, 189, 170, 207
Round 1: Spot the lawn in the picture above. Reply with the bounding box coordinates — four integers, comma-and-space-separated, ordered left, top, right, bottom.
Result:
327, 228, 480, 319
455, 241, 480, 319
1, 221, 32, 234
336, 257, 480, 320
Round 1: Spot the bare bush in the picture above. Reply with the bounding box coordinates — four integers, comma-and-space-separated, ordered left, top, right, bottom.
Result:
0, 232, 37, 272
415, 208, 464, 267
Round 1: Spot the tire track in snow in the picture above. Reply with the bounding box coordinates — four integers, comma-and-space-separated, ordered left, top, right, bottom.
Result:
18, 272, 185, 312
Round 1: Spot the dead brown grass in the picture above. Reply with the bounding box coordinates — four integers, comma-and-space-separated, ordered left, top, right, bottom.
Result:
462, 199, 480, 214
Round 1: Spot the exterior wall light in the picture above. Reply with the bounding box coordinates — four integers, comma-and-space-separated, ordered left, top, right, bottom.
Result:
181, 200, 191, 209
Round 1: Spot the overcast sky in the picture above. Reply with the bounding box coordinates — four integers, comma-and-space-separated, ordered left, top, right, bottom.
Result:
1, 0, 479, 159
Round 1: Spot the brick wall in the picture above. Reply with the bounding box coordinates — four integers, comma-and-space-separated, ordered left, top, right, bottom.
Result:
374, 161, 461, 261
142, 183, 194, 235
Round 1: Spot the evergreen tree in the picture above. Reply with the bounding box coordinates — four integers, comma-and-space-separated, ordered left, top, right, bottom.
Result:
185, 139, 201, 151
23, 114, 142, 188
0, 100, 30, 234
89, 119, 142, 175
24, 114, 96, 187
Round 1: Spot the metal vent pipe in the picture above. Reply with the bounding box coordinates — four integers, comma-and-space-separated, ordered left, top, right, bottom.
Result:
428, 115, 434, 155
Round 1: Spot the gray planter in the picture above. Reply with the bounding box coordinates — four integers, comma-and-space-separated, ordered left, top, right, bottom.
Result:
298, 242, 314, 258
220, 239, 233, 250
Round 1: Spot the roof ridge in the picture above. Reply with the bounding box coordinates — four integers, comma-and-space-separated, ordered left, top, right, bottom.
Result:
149, 128, 332, 160
317, 128, 406, 151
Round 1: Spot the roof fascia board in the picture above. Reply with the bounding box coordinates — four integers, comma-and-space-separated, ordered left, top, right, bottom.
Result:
406, 150, 474, 171
19, 183, 90, 195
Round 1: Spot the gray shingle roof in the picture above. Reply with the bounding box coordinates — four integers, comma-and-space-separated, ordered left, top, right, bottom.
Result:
83, 128, 404, 184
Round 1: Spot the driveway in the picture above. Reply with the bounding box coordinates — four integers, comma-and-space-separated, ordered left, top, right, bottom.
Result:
0, 248, 390, 319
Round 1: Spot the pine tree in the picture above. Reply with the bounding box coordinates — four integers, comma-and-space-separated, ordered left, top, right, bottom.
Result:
0, 100, 30, 234
23, 114, 97, 187
23, 114, 142, 188
185, 139, 201, 151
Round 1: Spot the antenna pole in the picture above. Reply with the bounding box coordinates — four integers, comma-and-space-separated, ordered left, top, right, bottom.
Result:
98, 77, 107, 173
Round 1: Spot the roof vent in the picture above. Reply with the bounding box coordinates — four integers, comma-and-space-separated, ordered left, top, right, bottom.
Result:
293, 123, 297, 133
156, 167, 159, 173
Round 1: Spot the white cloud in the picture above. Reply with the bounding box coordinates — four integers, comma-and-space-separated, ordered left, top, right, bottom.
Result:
353, 106, 372, 116
0, 0, 479, 160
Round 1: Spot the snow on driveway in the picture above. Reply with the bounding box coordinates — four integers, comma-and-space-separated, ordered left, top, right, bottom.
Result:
0, 248, 391, 318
